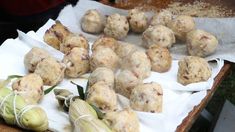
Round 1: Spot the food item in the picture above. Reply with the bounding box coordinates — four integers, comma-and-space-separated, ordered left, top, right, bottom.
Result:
69, 99, 112, 132
43, 30, 61, 50
54, 89, 75, 111
128, 9, 148, 33
60, 34, 89, 54
168, 15, 195, 41
34, 57, 65, 86
24, 47, 51, 72
121, 50, 151, 79
186, 29, 218, 57
115, 42, 137, 59
0, 87, 48, 131
104, 13, 129, 40
103, 108, 140, 132
81, 9, 105, 34
146, 45, 172, 72
115, 70, 142, 98
89, 67, 114, 88
177, 56, 212, 85
130, 82, 163, 113
150, 9, 173, 26
86, 81, 117, 112
142, 25, 175, 48
43, 21, 71, 49
62, 47, 89, 78
69, 99, 98, 118
12, 74, 43, 104
90, 48, 119, 71
92, 36, 118, 52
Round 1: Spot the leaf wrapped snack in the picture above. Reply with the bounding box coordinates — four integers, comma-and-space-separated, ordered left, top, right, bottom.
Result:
69, 99, 112, 132
0, 87, 48, 131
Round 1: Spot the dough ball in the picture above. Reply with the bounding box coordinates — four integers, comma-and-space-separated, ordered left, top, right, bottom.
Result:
12, 73, 43, 104
103, 108, 140, 132
186, 29, 218, 57
168, 15, 195, 41
62, 47, 89, 78
86, 81, 117, 112
60, 34, 89, 54
89, 67, 114, 88
115, 70, 142, 98
115, 42, 137, 60
43, 21, 71, 49
43, 30, 60, 50
142, 25, 175, 48
128, 9, 148, 33
24, 47, 51, 72
130, 82, 163, 113
92, 36, 118, 52
150, 10, 173, 26
81, 9, 105, 34
34, 57, 65, 86
90, 48, 119, 71
177, 56, 212, 85
104, 13, 129, 40
146, 45, 172, 73
121, 50, 151, 79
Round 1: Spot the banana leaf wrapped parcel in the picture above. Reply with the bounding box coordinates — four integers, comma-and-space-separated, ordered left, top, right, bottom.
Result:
0, 87, 48, 131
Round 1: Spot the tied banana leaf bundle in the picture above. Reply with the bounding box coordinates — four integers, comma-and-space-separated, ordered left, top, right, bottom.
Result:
54, 89, 79, 111
69, 99, 112, 132
0, 87, 48, 131
54, 81, 87, 112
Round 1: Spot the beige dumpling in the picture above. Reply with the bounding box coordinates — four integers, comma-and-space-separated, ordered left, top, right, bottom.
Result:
115, 70, 142, 98
186, 29, 218, 57
104, 13, 129, 40
43, 21, 71, 49
24, 47, 51, 72
142, 25, 175, 48
103, 108, 140, 132
81, 9, 105, 34
115, 42, 137, 60
92, 36, 118, 52
177, 56, 212, 85
89, 67, 114, 88
168, 15, 195, 41
12, 73, 43, 104
34, 57, 65, 86
90, 48, 119, 71
60, 34, 89, 54
146, 45, 172, 73
43, 30, 61, 50
128, 9, 148, 33
130, 82, 163, 113
62, 47, 89, 78
86, 81, 117, 112
150, 10, 173, 26
121, 50, 151, 79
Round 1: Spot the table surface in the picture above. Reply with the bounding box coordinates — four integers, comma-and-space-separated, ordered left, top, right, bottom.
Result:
0, 0, 234, 131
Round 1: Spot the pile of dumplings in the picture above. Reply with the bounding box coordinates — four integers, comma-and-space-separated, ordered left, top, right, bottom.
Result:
37, 8, 218, 129
79, 8, 216, 85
